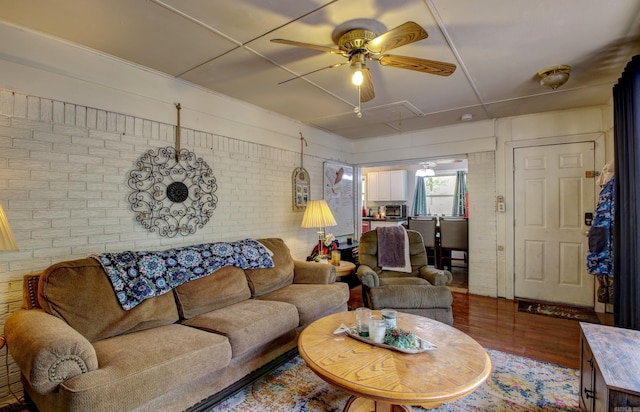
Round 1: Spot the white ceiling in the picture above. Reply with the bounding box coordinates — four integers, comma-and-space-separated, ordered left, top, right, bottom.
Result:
1, 0, 639, 140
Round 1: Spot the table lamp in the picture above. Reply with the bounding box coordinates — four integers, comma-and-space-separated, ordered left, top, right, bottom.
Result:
0, 203, 18, 251
301, 200, 336, 258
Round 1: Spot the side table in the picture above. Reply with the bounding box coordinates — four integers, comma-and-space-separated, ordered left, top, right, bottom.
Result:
333, 260, 358, 289
579, 322, 640, 411
333, 260, 356, 280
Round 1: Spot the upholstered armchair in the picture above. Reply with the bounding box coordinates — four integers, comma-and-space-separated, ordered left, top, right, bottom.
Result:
357, 229, 454, 325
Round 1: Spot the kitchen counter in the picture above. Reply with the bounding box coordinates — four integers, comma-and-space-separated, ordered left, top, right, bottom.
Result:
362, 217, 407, 221
362, 217, 407, 231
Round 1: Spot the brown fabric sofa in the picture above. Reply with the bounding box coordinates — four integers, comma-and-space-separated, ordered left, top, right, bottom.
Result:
4, 238, 349, 412
357, 229, 454, 325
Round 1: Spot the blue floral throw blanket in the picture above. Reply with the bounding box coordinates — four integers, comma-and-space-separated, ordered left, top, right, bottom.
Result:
93, 239, 274, 311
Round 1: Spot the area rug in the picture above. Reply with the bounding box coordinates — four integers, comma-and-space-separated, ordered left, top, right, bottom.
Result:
517, 299, 600, 324
207, 349, 580, 411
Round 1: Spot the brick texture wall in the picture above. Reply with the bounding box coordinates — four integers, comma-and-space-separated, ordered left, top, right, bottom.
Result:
0, 89, 330, 403
467, 151, 498, 296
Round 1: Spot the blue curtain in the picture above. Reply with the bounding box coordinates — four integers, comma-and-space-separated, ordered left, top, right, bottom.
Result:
412, 176, 429, 216
613, 55, 640, 330
452, 171, 467, 216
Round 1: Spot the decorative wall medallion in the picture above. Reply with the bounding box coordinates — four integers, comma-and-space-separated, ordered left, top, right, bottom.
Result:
128, 146, 218, 237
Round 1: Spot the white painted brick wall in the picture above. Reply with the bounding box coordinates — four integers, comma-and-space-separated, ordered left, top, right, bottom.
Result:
0, 89, 331, 404
467, 151, 498, 296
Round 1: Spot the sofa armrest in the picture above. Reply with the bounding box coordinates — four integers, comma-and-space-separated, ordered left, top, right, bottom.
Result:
293, 260, 336, 284
419, 266, 452, 286
4, 309, 98, 395
357, 264, 380, 288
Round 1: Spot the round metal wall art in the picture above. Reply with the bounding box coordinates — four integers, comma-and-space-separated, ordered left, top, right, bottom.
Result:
128, 146, 218, 237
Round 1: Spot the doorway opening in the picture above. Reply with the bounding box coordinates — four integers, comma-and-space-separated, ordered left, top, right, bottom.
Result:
360, 157, 468, 292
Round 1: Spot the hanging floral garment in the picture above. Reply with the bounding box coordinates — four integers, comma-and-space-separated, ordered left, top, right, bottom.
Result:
586, 177, 614, 303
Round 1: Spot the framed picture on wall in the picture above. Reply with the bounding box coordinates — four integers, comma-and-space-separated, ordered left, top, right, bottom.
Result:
323, 161, 355, 237
292, 167, 310, 211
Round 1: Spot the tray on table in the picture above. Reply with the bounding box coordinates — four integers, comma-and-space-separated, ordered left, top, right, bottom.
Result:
333, 324, 437, 354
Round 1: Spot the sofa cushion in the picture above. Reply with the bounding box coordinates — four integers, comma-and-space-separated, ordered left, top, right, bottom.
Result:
244, 238, 294, 297
60, 324, 231, 411
181, 299, 299, 357
174, 266, 251, 319
38, 258, 179, 342
257, 283, 349, 326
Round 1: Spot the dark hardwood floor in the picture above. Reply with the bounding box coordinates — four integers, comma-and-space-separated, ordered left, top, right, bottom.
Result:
423, 265, 614, 370
451, 292, 614, 370
346, 272, 614, 370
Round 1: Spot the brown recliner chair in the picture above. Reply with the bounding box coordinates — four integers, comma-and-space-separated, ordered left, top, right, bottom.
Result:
357, 229, 454, 325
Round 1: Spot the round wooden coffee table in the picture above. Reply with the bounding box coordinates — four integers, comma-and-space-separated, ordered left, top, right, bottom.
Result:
298, 311, 491, 411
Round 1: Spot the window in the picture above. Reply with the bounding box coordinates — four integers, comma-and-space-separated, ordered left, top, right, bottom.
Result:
425, 175, 457, 215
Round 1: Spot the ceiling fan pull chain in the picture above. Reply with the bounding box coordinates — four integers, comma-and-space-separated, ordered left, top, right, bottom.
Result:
355, 86, 362, 118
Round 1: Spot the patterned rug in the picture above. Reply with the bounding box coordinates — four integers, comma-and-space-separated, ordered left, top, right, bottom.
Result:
208, 349, 580, 411
517, 299, 601, 324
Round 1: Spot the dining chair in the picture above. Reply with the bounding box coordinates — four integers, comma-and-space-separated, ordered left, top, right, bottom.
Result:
439, 218, 468, 270
408, 217, 437, 266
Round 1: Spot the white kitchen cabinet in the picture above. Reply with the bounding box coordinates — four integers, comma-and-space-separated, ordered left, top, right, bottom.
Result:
367, 170, 407, 201
367, 172, 380, 202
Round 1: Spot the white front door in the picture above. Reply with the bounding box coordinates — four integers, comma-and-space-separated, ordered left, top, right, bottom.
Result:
514, 142, 595, 306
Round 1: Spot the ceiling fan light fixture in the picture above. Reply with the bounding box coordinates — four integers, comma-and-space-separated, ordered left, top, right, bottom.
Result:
416, 163, 435, 177
352, 64, 364, 86
537, 64, 571, 90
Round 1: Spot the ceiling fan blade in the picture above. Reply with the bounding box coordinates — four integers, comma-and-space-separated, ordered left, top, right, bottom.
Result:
360, 68, 375, 103
271, 39, 342, 54
366, 22, 428, 54
278, 62, 348, 85
379, 55, 456, 76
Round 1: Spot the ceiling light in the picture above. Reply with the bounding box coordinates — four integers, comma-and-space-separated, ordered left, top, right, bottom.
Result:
537, 64, 571, 90
416, 163, 435, 177
461, 113, 473, 121
352, 63, 364, 86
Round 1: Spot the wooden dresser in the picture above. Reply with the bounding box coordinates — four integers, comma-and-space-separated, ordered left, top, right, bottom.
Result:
579, 322, 640, 411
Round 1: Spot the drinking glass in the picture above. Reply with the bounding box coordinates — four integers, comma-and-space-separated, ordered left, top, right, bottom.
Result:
369, 315, 386, 343
355, 307, 371, 337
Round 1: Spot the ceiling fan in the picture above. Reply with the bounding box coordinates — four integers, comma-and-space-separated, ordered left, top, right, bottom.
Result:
271, 21, 456, 104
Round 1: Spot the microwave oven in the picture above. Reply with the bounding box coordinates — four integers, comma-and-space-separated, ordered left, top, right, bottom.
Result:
385, 204, 407, 218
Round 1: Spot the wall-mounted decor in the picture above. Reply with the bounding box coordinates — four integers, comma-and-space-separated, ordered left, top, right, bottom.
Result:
128, 146, 218, 237
323, 161, 355, 237
292, 133, 310, 211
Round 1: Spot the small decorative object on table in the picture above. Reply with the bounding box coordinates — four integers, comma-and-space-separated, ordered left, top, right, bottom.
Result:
381, 309, 397, 329
308, 233, 339, 262
334, 323, 437, 354
384, 328, 417, 350
331, 250, 341, 266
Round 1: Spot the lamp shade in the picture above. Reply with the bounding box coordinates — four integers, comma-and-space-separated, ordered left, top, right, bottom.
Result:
0, 204, 18, 251
301, 200, 337, 229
